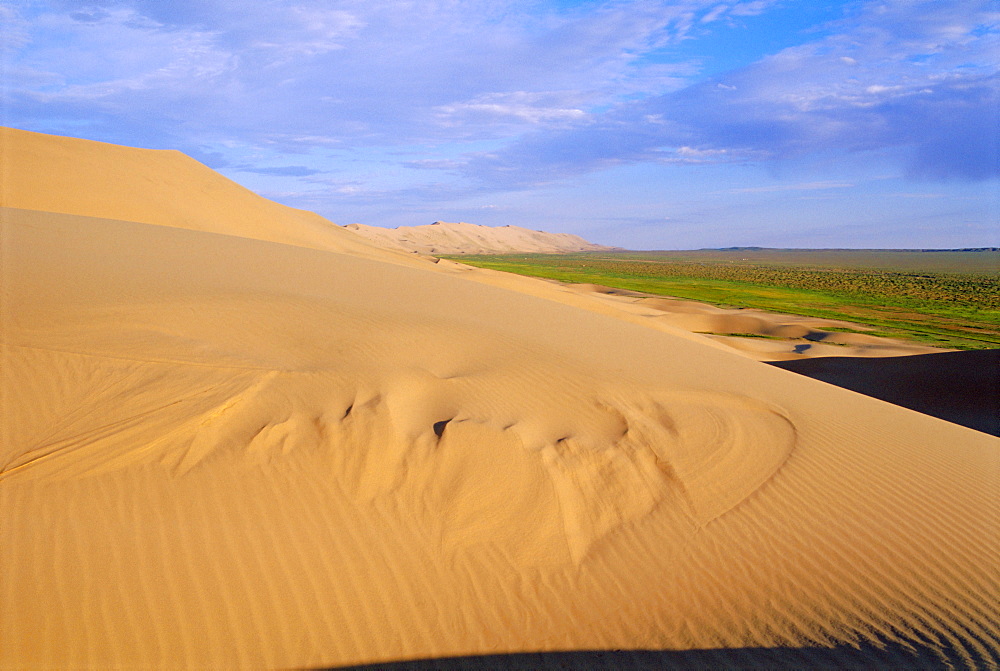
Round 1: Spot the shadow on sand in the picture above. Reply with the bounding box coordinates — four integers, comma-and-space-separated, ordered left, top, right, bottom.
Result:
319, 636, 998, 671
770, 348, 999, 436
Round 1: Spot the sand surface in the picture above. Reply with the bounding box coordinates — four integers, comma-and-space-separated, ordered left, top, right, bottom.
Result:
345, 221, 618, 255
2, 127, 998, 669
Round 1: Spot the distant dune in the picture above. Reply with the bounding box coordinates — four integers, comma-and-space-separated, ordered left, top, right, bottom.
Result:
2, 127, 998, 669
345, 220, 619, 254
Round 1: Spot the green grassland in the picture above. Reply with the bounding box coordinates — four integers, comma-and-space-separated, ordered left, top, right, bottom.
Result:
443, 250, 1000, 350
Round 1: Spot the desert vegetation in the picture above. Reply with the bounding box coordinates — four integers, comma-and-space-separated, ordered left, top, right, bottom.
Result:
446, 250, 1000, 350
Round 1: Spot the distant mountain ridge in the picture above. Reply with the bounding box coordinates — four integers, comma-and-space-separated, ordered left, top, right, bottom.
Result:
345, 221, 620, 255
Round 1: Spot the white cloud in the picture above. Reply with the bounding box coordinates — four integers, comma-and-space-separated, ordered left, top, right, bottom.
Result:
675, 145, 727, 157
5, 0, 720, 141
728, 181, 854, 194
4, 0, 995, 218
454, 0, 998, 187
0, 4, 31, 53
5, 7, 235, 100
250, 8, 364, 57
435, 91, 588, 126
700, 4, 728, 24
730, 0, 776, 17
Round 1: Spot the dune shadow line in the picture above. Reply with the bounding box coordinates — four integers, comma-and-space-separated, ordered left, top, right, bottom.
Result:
317, 636, 996, 670
770, 349, 1000, 436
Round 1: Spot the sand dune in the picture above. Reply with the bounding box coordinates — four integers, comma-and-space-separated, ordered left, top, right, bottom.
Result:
0, 127, 413, 263
1, 128, 998, 669
345, 220, 618, 254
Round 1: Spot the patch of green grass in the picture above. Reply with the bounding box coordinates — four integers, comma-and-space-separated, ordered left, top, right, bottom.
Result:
818, 326, 871, 333
444, 252, 1000, 350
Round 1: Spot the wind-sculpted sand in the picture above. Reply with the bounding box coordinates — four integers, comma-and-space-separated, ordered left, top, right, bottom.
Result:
1, 128, 998, 669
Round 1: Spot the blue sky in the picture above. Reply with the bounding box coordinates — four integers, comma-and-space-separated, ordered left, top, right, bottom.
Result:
2, 0, 997, 249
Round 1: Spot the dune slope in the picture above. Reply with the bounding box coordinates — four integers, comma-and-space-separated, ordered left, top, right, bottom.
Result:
0, 127, 407, 261
1, 129, 998, 670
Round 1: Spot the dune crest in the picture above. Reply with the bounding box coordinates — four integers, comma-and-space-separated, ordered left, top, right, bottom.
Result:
1, 129, 997, 669
0, 126, 414, 262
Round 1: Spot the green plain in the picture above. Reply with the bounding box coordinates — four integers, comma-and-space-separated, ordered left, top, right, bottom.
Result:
442, 251, 1000, 350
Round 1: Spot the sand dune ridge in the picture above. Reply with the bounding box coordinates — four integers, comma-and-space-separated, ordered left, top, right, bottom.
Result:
345, 220, 618, 255
1, 128, 997, 669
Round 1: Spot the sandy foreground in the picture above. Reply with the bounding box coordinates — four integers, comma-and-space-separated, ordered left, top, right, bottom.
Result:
1, 128, 998, 669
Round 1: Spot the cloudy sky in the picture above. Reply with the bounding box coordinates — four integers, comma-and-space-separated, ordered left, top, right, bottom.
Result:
3, 0, 997, 248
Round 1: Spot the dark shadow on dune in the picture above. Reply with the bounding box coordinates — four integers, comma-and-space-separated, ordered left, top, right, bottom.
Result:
317, 636, 997, 670
770, 349, 999, 436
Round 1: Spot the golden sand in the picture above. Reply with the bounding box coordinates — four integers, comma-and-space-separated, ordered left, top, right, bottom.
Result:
1, 127, 997, 669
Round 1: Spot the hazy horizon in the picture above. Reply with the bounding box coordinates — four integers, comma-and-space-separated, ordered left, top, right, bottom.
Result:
3, 0, 997, 249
